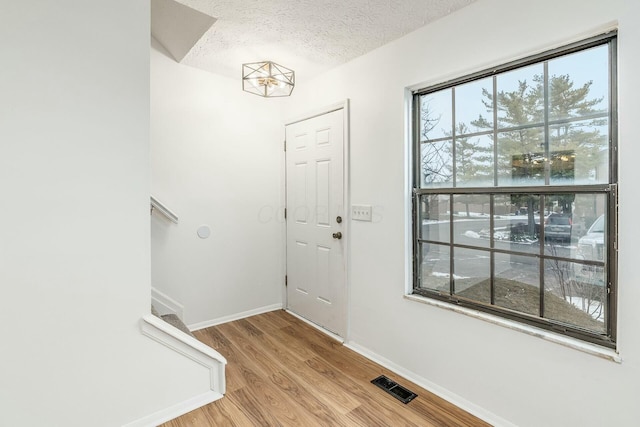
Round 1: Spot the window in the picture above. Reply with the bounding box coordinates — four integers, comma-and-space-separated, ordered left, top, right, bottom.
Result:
412, 34, 617, 347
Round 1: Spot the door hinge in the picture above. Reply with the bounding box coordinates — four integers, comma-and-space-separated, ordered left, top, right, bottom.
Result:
284, 208, 287, 219
284, 140, 286, 152
285, 275, 288, 287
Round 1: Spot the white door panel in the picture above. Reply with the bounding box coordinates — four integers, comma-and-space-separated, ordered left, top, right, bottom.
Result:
286, 109, 345, 337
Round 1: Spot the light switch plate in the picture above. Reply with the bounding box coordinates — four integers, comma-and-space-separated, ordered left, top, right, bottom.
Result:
352, 204, 372, 221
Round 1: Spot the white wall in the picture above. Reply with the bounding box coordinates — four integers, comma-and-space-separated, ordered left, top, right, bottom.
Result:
0, 1, 217, 426
150, 39, 284, 327
285, 0, 640, 426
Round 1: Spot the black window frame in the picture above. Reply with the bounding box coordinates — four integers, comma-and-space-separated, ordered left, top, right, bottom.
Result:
411, 32, 618, 348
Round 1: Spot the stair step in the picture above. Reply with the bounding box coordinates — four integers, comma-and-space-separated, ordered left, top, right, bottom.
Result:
159, 313, 195, 338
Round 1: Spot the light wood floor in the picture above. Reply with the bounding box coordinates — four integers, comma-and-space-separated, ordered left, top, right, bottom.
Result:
161, 310, 490, 427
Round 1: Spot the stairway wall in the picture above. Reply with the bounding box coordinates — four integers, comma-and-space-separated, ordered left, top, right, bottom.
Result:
150, 37, 285, 327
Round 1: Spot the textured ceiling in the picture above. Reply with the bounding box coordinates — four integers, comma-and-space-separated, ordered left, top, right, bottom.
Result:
152, 0, 476, 82
151, 0, 216, 62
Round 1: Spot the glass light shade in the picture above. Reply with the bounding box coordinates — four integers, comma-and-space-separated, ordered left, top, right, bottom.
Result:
242, 61, 295, 97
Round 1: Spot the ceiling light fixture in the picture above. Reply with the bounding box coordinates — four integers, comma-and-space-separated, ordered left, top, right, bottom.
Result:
242, 61, 295, 97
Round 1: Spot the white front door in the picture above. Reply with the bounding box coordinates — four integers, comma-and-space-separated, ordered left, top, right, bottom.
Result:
285, 108, 346, 338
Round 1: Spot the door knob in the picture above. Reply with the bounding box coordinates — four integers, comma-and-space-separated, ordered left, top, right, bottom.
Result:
332, 232, 342, 239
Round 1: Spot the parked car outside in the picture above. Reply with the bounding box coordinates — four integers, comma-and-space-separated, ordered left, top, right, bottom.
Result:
574, 214, 605, 287
578, 214, 605, 262
544, 213, 572, 243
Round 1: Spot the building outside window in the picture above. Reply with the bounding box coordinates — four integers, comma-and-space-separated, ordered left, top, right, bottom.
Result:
412, 33, 617, 347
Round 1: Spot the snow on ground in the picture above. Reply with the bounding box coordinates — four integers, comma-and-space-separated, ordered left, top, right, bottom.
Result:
566, 296, 605, 322
431, 271, 470, 280
464, 230, 480, 239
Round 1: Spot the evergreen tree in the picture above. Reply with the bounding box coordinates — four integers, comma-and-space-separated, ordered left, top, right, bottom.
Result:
454, 123, 493, 186
472, 74, 606, 185
543, 74, 607, 181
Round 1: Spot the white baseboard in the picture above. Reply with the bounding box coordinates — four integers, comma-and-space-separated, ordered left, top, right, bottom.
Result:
188, 303, 283, 332
151, 287, 184, 319
122, 390, 222, 427
344, 341, 517, 427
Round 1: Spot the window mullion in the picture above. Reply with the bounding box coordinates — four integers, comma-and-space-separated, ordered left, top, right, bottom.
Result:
451, 87, 457, 188
490, 194, 495, 305
493, 75, 498, 187
414, 95, 422, 189
449, 194, 455, 296
607, 186, 617, 340
413, 193, 420, 290
539, 194, 546, 318
543, 61, 550, 186
450, 87, 456, 297
609, 38, 618, 184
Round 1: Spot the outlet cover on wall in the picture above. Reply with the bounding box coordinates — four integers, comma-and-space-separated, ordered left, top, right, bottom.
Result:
352, 204, 372, 221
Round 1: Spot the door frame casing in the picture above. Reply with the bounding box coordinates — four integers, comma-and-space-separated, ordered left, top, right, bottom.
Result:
283, 99, 350, 341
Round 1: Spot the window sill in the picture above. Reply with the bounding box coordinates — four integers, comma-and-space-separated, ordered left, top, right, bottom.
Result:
404, 294, 622, 363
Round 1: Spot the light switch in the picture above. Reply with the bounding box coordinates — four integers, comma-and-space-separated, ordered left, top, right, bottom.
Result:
352, 205, 372, 221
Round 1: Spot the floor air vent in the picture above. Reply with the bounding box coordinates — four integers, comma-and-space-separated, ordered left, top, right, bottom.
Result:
371, 375, 417, 404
